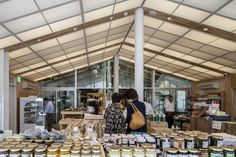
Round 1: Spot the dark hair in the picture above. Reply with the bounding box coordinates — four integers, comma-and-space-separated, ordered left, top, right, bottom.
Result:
112, 93, 122, 103
125, 88, 138, 100
43, 97, 49, 101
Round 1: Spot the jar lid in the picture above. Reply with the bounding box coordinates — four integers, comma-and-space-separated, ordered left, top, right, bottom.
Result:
0, 147, 9, 152
64, 141, 73, 145
63, 144, 73, 147
212, 136, 223, 140
189, 149, 199, 153
223, 147, 235, 151
71, 149, 80, 154
74, 142, 81, 146
91, 145, 100, 149
10, 147, 21, 152
141, 143, 152, 148
92, 148, 101, 153
48, 147, 59, 152
28, 143, 39, 148
166, 148, 177, 153
198, 136, 208, 140
15, 144, 27, 148
44, 140, 53, 143
60, 147, 71, 152
147, 138, 155, 143
175, 137, 184, 141
133, 147, 144, 152
178, 149, 188, 153
137, 138, 146, 143
22, 147, 33, 152
35, 147, 46, 152
145, 147, 156, 152
83, 142, 90, 147
121, 147, 132, 152
185, 137, 194, 141
210, 146, 223, 152
110, 147, 120, 152
51, 143, 62, 148
35, 139, 43, 143
81, 148, 91, 154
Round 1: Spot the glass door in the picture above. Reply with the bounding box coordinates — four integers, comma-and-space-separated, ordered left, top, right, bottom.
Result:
176, 90, 186, 113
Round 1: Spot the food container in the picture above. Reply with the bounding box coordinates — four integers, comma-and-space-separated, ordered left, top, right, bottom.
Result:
137, 138, 146, 147
34, 147, 47, 157
197, 136, 209, 149
199, 148, 208, 157
121, 147, 132, 157
122, 138, 128, 147
223, 147, 235, 157
173, 137, 184, 149
81, 153, 91, 157
44, 140, 53, 147
28, 143, 39, 148
71, 149, 80, 157
165, 148, 177, 157
128, 138, 136, 147
81, 148, 91, 154
0, 147, 9, 157
92, 152, 101, 157
160, 137, 171, 150
51, 143, 62, 148
47, 147, 59, 157
146, 138, 156, 148
154, 135, 163, 148
178, 149, 188, 157
109, 147, 120, 157
21, 147, 33, 157
34, 140, 43, 144
9, 147, 21, 157
185, 137, 195, 149
60, 147, 71, 157
188, 149, 200, 157
133, 147, 145, 157
209, 146, 223, 157
211, 136, 224, 147
145, 147, 156, 157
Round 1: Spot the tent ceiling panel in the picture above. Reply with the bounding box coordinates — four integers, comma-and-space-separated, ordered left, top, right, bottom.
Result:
144, 16, 163, 29
190, 66, 209, 73
114, 0, 142, 13
162, 49, 185, 58
211, 58, 235, 66
12, 67, 30, 74
148, 37, 170, 48
176, 71, 194, 77
153, 30, 179, 43
144, 56, 152, 63
0, 25, 10, 39
204, 71, 223, 77
144, 26, 156, 36
169, 44, 193, 54
84, 5, 113, 22
88, 50, 104, 58
9, 47, 33, 59
16, 25, 52, 41
69, 55, 87, 63
52, 60, 70, 68
222, 53, 236, 62
110, 16, 134, 29
27, 62, 47, 69
85, 22, 110, 36
159, 22, 189, 36
0, 36, 20, 49
182, 69, 199, 75
23, 58, 44, 66
171, 60, 192, 68
199, 45, 229, 56
128, 31, 150, 42
49, 15, 82, 32
166, 64, 185, 71
144, 51, 155, 57
57, 31, 84, 44
0, 0, 39, 22
175, 38, 204, 49
42, 51, 65, 60
54, 64, 73, 71
10, 64, 25, 71
36, 66, 52, 73
37, 45, 62, 57
148, 58, 168, 66
15, 53, 38, 63
201, 61, 224, 69
72, 60, 88, 67
203, 15, 236, 32
106, 38, 124, 46
155, 55, 174, 63
108, 24, 131, 35
87, 38, 107, 48
4, 13, 46, 33
107, 32, 126, 41
88, 43, 106, 52
125, 37, 135, 44
144, 0, 178, 14
30, 39, 58, 51
190, 50, 215, 60
66, 49, 87, 58
82, 0, 115, 12
61, 38, 85, 50
10, 60, 18, 66
173, 5, 210, 22
181, 55, 205, 64
35, 0, 73, 10
47, 55, 68, 64
20, 70, 38, 77
144, 43, 164, 52
220, 67, 236, 73
42, 1, 81, 23
218, 0, 236, 20
184, 30, 218, 44
209, 38, 236, 51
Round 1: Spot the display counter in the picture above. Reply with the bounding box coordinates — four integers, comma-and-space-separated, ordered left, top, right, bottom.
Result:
191, 117, 236, 135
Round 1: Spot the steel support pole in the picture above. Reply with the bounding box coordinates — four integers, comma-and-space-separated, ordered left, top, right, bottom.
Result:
113, 55, 119, 93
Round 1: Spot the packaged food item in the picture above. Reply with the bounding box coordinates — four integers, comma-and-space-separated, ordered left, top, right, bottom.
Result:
197, 136, 209, 149
121, 147, 132, 157
34, 147, 47, 157
211, 136, 223, 147
47, 147, 59, 157
133, 147, 145, 157
154, 135, 163, 149
199, 148, 208, 157
178, 149, 188, 157
160, 137, 171, 150
0, 147, 9, 157
188, 149, 200, 157
165, 148, 177, 157
173, 137, 184, 149
145, 147, 156, 157
21, 147, 33, 157
146, 138, 156, 148
128, 138, 136, 147
223, 147, 235, 157
109, 147, 120, 157
71, 149, 80, 157
137, 138, 146, 147
185, 137, 195, 149
209, 146, 223, 157
9, 147, 21, 157
59, 147, 71, 157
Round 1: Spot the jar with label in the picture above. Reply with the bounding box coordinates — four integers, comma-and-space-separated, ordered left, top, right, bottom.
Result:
9, 147, 21, 157
92, 152, 101, 157
122, 138, 128, 147
92, 145, 100, 150
165, 148, 177, 157
160, 137, 171, 150
44, 140, 53, 147
81, 149, 91, 154
92, 148, 100, 154
121, 147, 132, 157
209, 147, 223, 157
199, 149, 208, 157
137, 138, 146, 147
28, 143, 39, 149
185, 137, 195, 149
128, 138, 136, 147
146, 138, 156, 148
0, 147, 9, 157
109, 147, 120, 157
178, 149, 188, 157
188, 149, 200, 157
173, 137, 184, 149
168, 134, 176, 147
51, 143, 62, 148
155, 135, 162, 148
145, 147, 156, 157
47, 147, 58, 157
34, 147, 47, 157
81, 153, 91, 157
212, 136, 223, 147
71, 149, 80, 157
223, 147, 235, 157
35, 140, 43, 144
133, 147, 145, 157
21, 147, 33, 157
197, 136, 209, 149
60, 147, 71, 157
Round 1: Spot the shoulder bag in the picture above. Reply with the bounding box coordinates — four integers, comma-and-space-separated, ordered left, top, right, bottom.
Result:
129, 103, 145, 130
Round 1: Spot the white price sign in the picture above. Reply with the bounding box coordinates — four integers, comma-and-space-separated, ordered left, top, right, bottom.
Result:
212, 121, 222, 130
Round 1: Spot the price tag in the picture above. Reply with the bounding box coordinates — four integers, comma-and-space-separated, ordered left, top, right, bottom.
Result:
212, 121, 222, 130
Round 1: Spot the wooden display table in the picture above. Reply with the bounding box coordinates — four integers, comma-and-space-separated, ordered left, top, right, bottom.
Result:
61, 111, 87, 119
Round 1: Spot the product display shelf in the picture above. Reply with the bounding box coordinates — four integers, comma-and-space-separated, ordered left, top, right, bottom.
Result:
61, 111, 87, 119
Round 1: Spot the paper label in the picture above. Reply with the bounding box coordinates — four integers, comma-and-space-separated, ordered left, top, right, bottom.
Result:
212, 121, 222, 130
162, 141, 171, 148
217, 140, 223, 147
0, 155, 8, 157
34, 155, 46, 157
202, 141, 209, 148
187, 141, 195, 149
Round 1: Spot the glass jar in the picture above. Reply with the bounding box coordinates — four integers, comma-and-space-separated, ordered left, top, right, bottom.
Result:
122, 138, 128, 147
81, 149, 91, 154
223, 147, 235, 157
199, 149, 208, 157
21, 147, 33, 157
0, 147, 9, 157
160, 137, 171, 150
133, 147, 145, 157
9, 147, 21, 157
197, 136, 209, 149
178, 149, 188, 157
168, 134, 176, 147
146, 138, 156, 148
60, 147, 71, 157
28, 143, 39, 149
155, 135, 163, 148
109, 147, 120, 157
185, 137, 195, 149
44, 140, 53, 147
92, 152, 101, 157
34, 147, 47, 157
209, 147, 223, 157
145, 147, 156, 157
81, 153, 91, 157
91, 145, 100, 150
35, 140, 43, 144
128, 138, 136, 147
92, 148, 100, 154
71, 149, 80, 157
212, 136, 224, 147
165, 148, 177, 157
137, 138, 146, 147
47, 147, 59, 157
51, 143, 62, 148
173, 137, 185, 149
121, 147, 132, 157
188, 149, 200, 157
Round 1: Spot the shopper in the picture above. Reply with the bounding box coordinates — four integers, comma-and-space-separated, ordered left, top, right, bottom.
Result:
125, 88, 147, 133
104, 93, 127, 134
143, 98, 154, 115
164, 95, 175, 128
43, 97, 54, 131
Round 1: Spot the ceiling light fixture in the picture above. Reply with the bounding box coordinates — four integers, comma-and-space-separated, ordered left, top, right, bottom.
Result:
167, 17, 172, 21
203, 27, 208, 31
73, 27, 78, 31
149, 10, 157, 16
110, 16, 113, 20
37, 39, 41, 42
124, 11, 128, 16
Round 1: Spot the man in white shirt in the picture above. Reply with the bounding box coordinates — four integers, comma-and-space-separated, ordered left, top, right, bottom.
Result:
164, 95, 175, 128
44, 97, 54, 131
144, 101, 154, 115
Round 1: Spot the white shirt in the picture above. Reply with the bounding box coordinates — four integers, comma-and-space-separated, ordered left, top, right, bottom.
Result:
44, 101, 54, 113
144, 101, 154, 115
164, 98, 175, 112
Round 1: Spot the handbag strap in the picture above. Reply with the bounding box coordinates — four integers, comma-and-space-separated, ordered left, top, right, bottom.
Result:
130, 103, 139, 112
